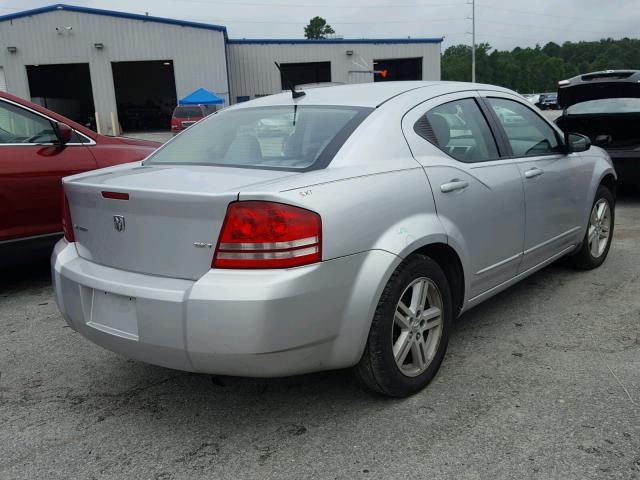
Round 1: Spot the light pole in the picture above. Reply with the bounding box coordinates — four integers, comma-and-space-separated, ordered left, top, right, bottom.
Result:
471, 0, 476, 82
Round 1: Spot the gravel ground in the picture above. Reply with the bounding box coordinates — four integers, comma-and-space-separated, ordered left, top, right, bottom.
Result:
1, 194, 639, 480
541, 109, 562, 121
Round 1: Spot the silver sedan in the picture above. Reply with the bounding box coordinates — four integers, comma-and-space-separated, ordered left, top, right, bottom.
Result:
52, 82, 616, 397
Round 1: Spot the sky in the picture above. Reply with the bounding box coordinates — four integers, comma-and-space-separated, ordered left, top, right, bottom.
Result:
2, 0, 639, 51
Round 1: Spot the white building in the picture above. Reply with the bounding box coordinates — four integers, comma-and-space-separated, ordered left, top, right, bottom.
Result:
0, 4, 442, 134
228, 39, 441, 102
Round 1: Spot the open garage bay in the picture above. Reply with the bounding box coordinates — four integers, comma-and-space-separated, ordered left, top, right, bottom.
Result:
112, 60, 177, 133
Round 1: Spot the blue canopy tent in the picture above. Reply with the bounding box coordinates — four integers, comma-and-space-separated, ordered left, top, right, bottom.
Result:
178, 87, 224, 105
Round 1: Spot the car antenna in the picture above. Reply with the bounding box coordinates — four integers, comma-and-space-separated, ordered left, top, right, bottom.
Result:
274, 62, 305, 99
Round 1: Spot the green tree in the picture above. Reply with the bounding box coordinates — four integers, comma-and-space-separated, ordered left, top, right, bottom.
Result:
304, 16, 335, 39
441, 37, 640, 93
441, 44, 472, 81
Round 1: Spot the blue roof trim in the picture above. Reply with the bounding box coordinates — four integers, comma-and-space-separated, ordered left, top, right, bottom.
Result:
0, 5, 444, 45
227, 38, 443, 45
0, 4, 228, 36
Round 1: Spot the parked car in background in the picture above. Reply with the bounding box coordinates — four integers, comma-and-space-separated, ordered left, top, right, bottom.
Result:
524, 94, 541, 105
539, 93, 559, 110
0, 91, 160, 261
556, 70, 640, 188
170, 104, 216, 135
536, 93, 552, 108
53, 82, 616, 397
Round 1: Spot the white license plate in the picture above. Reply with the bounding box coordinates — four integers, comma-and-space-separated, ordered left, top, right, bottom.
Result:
88, 290, 139, 341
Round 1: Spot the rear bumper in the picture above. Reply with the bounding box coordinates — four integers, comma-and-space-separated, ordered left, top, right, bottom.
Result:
51, 240, 397, 377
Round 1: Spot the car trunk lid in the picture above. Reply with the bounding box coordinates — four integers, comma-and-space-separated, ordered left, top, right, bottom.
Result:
64, 164, 296, 280
558, 70, 640, 109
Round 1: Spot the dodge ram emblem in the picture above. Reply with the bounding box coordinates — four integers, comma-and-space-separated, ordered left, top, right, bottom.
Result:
113, 215, 126, 232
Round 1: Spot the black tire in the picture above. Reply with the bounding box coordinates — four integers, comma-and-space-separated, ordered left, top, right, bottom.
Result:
354, 254, 453, 397
568, 185, 615, 270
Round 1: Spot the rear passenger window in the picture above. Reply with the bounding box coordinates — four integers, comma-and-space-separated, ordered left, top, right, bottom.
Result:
488, 98, 560, 156
414, 98, 499, 163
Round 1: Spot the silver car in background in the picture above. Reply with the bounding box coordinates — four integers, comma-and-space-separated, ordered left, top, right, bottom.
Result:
52, 82, 616, 397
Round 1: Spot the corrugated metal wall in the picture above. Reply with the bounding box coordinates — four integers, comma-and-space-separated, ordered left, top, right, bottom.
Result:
0, 8, 444, 131
227, 41, 441, 101
0, 9, 228, 134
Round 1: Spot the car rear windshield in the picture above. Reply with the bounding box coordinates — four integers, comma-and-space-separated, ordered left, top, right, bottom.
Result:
174, 106, 203, 118
567, 98, 640, 114
147, 105, 372, 170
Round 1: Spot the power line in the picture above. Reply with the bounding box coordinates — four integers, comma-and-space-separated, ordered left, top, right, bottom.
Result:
477, 3, 637, 24
167, 0, 468, 7
181, 16, 468, 24
479, 18, 637, 35
0, 1, 467, 14
474, 32, 558, 42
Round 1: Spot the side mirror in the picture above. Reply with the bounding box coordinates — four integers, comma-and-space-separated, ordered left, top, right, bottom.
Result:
55, 122, 73, 145
565, 132, 591, 153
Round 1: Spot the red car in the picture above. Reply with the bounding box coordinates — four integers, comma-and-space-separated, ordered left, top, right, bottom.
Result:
0, 91, 160, 259
170, 104, 215, 135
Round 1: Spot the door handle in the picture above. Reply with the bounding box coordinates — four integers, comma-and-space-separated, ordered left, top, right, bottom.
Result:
524, 167, 544, 179
440, 179, 469, 193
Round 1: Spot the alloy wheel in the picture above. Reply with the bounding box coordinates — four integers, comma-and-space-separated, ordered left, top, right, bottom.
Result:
588, 198, 612, 259
392, 277, 444, 377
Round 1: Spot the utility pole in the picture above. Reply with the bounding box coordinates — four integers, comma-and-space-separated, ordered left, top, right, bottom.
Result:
471, 0, 476, 82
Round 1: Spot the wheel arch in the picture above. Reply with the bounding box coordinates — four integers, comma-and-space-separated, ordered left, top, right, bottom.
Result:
409, 242, 466, 317
600, 173, 617, 201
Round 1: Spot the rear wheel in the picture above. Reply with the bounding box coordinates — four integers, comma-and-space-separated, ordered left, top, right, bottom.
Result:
355, 254, 453, 397
569, 185, 615, 270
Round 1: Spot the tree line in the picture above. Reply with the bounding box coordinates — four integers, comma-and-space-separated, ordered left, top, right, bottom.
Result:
442, 38, 640, 94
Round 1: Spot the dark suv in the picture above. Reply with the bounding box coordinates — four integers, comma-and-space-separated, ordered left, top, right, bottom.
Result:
539, 93, 559, 110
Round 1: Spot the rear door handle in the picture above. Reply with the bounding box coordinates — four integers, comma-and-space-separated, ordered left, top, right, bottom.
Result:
440, 179, 469, 193
524, 167, 544, 179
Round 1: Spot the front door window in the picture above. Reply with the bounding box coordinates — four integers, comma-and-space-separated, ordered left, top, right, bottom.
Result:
0, 100, 57, 144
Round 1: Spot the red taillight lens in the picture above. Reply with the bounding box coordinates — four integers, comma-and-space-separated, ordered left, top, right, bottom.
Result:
213, 201, 321, 269
61, 190, 75, 242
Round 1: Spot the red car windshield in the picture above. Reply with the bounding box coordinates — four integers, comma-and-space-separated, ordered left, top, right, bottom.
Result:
174, 106, 203, 118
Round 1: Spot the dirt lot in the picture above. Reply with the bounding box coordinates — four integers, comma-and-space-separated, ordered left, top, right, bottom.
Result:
1, 194, 639, 480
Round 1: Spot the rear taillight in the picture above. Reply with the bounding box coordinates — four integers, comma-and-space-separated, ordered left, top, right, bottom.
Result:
213, 201, 321, 269
61, 190, 75, 242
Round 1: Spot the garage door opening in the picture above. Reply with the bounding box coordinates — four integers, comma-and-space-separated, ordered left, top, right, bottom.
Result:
374, 57, 423, 82
112, 60, 177, 132
26, 63, 95, 127
279, 62, 331, 90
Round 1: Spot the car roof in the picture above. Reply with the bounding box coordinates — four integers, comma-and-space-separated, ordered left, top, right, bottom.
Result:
228, 81, 515, 109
